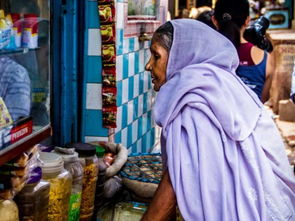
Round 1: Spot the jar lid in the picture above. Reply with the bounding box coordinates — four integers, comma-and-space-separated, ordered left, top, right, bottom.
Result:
53, 150, 79, 163
96, 146, 105, 157
68, 143, 96, 156
24, 14, 38, 18
39, 152, 64, 174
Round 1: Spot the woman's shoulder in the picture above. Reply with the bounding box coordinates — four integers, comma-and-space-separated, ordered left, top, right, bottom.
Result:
250, 46, 266, 65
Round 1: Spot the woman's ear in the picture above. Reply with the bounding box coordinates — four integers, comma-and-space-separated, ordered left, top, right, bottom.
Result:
211, 16, 219, 29
244, 16, 251, 27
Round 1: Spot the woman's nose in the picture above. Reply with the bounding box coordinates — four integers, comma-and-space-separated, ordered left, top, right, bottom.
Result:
145, 59, 152, 71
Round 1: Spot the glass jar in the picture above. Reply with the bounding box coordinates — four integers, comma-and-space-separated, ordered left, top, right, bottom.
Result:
0, 199, 19, 221
39, 152, 72, 221
53, 149, 83, 221
15, 167, 50, 221
113, 202, 147, 221
72, 143, 98, 221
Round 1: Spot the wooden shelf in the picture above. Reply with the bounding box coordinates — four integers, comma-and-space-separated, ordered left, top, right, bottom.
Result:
0, 47, 40, 56
0, 125, 52, 166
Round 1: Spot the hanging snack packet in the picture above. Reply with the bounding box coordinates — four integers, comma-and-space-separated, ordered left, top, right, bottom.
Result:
101, 24, 115, 44
102, 107, 117, 128
102, 67, 116, 87
102, 87, 117, 106
98, 0, 114, 4
102, 73, 116, 87
4, 14, 16, 50
102, 44, 116, 65
99, 4, 115, 24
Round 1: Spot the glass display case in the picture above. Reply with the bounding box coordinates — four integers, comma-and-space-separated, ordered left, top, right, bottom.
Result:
128, 0, 157, 17
0, 0, 51, 155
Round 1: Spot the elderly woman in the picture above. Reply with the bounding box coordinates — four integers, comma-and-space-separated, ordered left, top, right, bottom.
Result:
142, 19, 295, 221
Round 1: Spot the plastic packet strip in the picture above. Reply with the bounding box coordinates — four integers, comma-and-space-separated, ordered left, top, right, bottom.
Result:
102, 87, 117, 106
97, 0, 114, 4
99, 4, 115, 24
102, 44, 116, 65
102, 106, 117, 128
101, 24, 116, 44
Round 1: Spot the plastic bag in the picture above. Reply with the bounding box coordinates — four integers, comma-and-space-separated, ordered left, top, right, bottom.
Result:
93, 142, 128, 178
103, 176, 122, 198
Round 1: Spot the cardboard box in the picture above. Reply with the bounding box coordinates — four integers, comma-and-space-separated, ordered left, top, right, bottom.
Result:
279, 99, 295, 122
267, 30, 295, 113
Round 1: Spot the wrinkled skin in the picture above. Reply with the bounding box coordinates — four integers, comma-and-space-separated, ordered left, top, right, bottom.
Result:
145, 40, 169, 92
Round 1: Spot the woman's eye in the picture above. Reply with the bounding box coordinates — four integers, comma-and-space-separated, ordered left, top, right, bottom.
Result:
154, 54, 160, 59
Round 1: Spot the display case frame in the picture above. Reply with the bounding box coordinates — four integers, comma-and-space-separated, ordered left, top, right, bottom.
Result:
0, 0, 54, 165
124, 0, 167, 38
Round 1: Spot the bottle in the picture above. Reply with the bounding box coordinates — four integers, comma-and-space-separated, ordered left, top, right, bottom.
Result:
10, 13, 22, 48
4, 14, 16, 49
69, 143, 99, 221
0, 199, 19, 221
0, 10, 11, 49
94, 145, 107, 211
22, 14, 38, 48
39, 152, 72, 221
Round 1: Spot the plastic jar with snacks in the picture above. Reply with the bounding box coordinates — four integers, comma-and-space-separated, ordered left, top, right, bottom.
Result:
0, 199, 19, 221
39, 152, 72, 221
71, 143, 98, 221
15, 167, 50, 221
53, 148, 83, 221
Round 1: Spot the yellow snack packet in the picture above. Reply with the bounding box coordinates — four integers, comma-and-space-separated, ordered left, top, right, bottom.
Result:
0, 97, 13, 128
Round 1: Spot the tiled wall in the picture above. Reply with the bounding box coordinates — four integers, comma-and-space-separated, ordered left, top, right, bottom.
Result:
81, 0, 157, 153
114, 0, 156, 153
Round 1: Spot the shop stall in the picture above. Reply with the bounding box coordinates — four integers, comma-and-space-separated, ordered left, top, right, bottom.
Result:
2, 0, 294, 220
0, 0, 169, 220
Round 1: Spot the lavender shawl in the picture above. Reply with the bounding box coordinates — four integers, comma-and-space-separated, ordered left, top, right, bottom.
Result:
153, 19, 295, 220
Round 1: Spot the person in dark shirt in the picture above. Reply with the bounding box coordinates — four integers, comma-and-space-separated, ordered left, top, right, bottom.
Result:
212, 0, 274, 103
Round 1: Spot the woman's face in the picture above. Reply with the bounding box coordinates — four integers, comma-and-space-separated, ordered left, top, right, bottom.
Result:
145, 39, 169, 92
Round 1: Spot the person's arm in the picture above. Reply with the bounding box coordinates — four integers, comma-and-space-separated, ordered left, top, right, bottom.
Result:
4, 64, 31, 121
141, 169, 177, 221
261, 52, 274, 103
